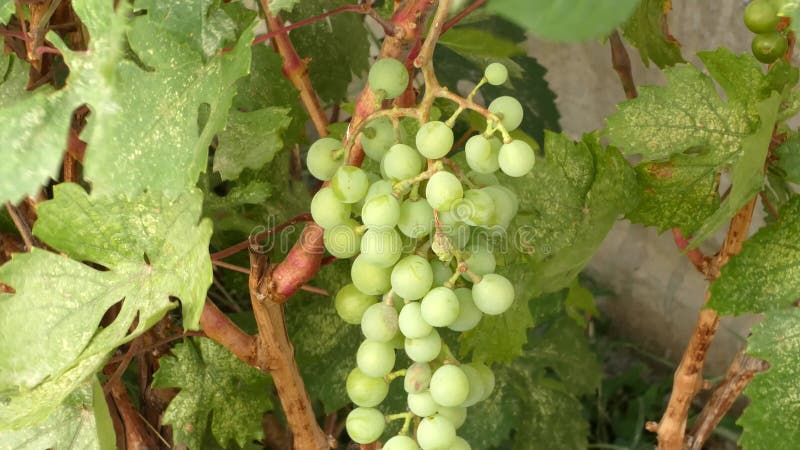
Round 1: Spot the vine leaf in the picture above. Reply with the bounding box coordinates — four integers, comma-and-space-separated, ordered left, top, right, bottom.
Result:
153, 337, 273, 450
487, 0, 639, 43
213, 107, 292, 180
267, 0, 300, 15
0, 1, 12, 24
438, 27, 525, 58
708, 196, 800, 315
738, 308, 800, 450
0, 184, 212, 428
0, 378, 115, 450
774, 133, 800, 184
0, 54, 29, 103
621, 0, 685, 68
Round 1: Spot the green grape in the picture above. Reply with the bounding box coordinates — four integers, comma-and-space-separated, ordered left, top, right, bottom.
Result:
354, 172, 382, 213
361, 117, 396, 162
331, 165, 370, 203
346, 407, 386, 444
307, 137, 343, 181
388, 329, 406, 350
467, 170, 499, 186
744, 0, 780, 34
449, 436, 471, 450
352, 255, 393, 295
448, 288, 482, 332
399, 302, 433, 339
384, 435, 420, 450
311, 187, 352, 229
360, 227, 404, 268
407, 390, 438, 417
347, 368, 389, 407
392, 255, 434, 300
357, 339, 396, 378
335, 284, 378, 325
483, 185, 518, 229
464, 135, 499, 174
383, 143, 424, 181
437, 406, 467, 429
397, 199, 434, 238
416, 415, 456, 450
473, 362, 495, 401
425, 171, 463, 211
429, 365, 469, 407
459, 364, 485, 407
461, 244, 496, 280
362, 193, 401, 228
455, 189, 495, 226
752, 32, 788, 64
484, 62, 508, 86
488, 96, 523, 131
498, 140, 536, 178
366, 179, 394, 202
416, 121, 455, 159
369, 57, 409, 99
324, 219, 362, 258
472, 273, 514, 315
404, 362, 432, 394
421, 287, 460, 327
405, 329, 442, 362
438, 211, 470, 249
430, 260, 453, 286
361, 303, 399, 342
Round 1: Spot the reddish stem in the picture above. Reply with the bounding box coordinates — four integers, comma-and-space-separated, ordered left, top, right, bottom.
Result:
199, 300, 257, 366
210, 213, 312, 260
671, 228, 707, 274
441, 0, 486, 34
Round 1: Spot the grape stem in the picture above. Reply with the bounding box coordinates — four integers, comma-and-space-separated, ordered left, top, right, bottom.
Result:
441, 158, 478, 189
385, 369, 407, 382
400, 412, 415, 435
393, 161, 443, 195
385, 412, 414, 423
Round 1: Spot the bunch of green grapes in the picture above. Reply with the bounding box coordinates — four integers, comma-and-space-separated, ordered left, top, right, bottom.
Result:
307, 58, 536, 450
744, 0, 790, 64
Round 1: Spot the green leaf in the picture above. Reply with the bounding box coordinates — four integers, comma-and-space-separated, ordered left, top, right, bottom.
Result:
0, 184, 211, 427
458, 367, 521, 449
153, 337, 273, 449
0, 1, 12, 25
0, 54, 30, 103
284, 0, 370, 103
621, 0, 685, 68
708, 196, 800, 315
438, 27, 525, 58
0, 378, 115, 450
213, 107, 292, 180
267, 0, 299, 14
775, 132, 800, 184
738, 308, 800, 450
487, 0, 639, 43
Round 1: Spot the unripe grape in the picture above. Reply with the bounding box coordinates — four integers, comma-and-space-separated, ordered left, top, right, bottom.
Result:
399, 302, 433, 339
307, 137, 343, 181
361, 303, 399, 342
473, 362, 496, 400
425, 171, 463, 211
383, 144, 424, 181
366, 179, 394, 201
405, 329, 442, 362
449, 436, 471, 450
421, 287, 460, 327
438, 211, 470, 250
324, 219, 362, 258
498, 140, 536, 177
744, 0, 780, 34
430, 365, 469, 407
467, 170, 499, 186
488, 96, 524, 131
361, 117, 396, 161
437, 406, 467, 429
455, 189, 496, 226
346, 407, 386, 444
461, 244, 496, 280
346, 368, 389, 407
391, 255, 434, 300
331, 165, 369, 203
388, 329, 406, 350
472, 273, 514, 315
430, 260, 453, 287
369, 57, 409, 99
416, 121, 454, 159
465, 135, 500, 174
484, 62, 508, 85
335, 284, 378, 325
311, 187, 351, 229
448, 288, 482, 332
407, 390, 438, 417
404, 362, 432, 393
416, 415, 456, 450
362, 193, 401, 228
383, 435, 420, 450
360, 227, 404, 268
459, 363, 485, 407
397, 199, 434, 238
357, 339, 396, 378
352, 255, 393, 295
483, 185, 518, 229
752, 32, 788, 64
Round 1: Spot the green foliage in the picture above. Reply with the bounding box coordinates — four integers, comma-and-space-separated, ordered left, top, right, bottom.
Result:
774, 132, 800, 183
488, 0, 639, 43
214, 107, 292, 180
153, 337, 273, 449
621, 0, 685, 68
739, 308, 800, 450
709, 196, 800, 315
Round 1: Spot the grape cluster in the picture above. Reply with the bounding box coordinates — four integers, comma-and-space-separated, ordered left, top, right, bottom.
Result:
744, 0, 789, 64
307, 58, 536, 449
